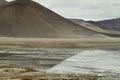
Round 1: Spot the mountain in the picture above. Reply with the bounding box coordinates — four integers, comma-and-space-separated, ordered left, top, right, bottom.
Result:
88, 18, 120, 31
69, 19, 120, 37
0, 0, 107, 38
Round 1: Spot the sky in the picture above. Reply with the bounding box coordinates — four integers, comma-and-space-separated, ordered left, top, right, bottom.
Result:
7, 0, 120, 21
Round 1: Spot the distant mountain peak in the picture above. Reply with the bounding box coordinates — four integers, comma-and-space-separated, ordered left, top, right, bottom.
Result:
87, 18, 120, 31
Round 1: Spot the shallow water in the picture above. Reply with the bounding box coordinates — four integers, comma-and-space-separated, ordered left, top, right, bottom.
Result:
0, 47, 120, 74
0, 48, 84, 72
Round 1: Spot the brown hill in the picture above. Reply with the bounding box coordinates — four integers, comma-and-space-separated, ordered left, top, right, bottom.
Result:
69, 19, 120, 37
0, 0, 106, 38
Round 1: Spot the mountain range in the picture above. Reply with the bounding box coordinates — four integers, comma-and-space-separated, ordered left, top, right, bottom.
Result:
88, 18, 120, 31
69, 19, 120, 37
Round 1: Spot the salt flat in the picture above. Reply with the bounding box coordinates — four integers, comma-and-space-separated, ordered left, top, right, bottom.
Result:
47, 49, 120, 79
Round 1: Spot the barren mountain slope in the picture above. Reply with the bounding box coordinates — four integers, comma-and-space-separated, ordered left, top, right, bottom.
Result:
0, 0, 107, 38
69, 19, 120, 37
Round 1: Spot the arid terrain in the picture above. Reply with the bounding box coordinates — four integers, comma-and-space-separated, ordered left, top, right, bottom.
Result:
0, 37, 120, 79
0, 43, 120, 80
0, 38, 120, 48
69, 19, 120, 37
88, 18, 120, 31
0, 0, 120, 80
0, 0, 107, 38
